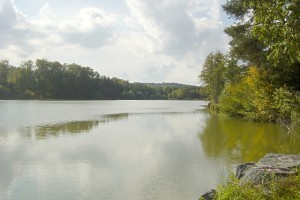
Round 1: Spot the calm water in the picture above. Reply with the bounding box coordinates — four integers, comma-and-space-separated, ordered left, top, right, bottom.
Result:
1, 100, 300, 200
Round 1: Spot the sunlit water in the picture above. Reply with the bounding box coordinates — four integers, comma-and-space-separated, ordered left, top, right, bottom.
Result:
1, 100, 300, 200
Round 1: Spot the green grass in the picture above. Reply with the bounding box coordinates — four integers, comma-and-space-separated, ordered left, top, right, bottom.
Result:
214, 173, 300, 200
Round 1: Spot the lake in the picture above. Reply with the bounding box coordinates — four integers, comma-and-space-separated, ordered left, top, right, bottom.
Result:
1, 100, 300, 200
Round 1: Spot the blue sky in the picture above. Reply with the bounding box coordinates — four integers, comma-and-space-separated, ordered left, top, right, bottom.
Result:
0, 0, 231, 85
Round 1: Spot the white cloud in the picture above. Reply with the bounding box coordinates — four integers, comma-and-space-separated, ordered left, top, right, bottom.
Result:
0, 0, 230, 85
124, 0, 228, 58
27, 4, 118, 48
125, 0, 196, 56
58, 7, 117, 48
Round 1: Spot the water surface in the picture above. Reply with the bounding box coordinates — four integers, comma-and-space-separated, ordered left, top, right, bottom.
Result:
0, 100, 300, 200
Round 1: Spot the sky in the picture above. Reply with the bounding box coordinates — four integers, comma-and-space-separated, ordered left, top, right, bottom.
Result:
0, 0, 232, 85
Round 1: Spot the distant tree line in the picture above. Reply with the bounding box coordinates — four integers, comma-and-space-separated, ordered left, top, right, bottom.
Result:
0, 59, 207, 100
199, 0, 300, 129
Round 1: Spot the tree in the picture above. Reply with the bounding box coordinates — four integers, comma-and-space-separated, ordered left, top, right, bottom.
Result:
223, 0, 300, 91
0, 60, 10, 87
15, 60, 36, 97
219, 66, 276, 121
199, 51, 227, 104
0, 58, 204, 100
222, 0, 269, 66
249, 0, 300, 65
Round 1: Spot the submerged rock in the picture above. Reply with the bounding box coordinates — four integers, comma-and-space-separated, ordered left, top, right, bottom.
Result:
237, 153, 300, 184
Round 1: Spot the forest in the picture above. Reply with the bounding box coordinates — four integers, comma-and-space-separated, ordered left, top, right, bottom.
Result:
0, 59, 206, 100
199, 0, 300, 128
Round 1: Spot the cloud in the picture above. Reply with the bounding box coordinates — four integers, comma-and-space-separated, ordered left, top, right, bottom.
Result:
124, 0, 227, 58
0, 1, 118, 57
28, 4, 118, 49
0, 0, 36, 56
58, 7, 118, 48
138, 63, 175, 83
0, 0, 230, 84
125, 0, 195, 56
0, 0, 15, 32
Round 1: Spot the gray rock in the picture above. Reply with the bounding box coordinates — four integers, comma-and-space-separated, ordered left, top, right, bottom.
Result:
237, 153, 300, 184
199, 154, 300, 200
259, 153, 300, 169
236, 162, 256, 179
199, 189, 216, 200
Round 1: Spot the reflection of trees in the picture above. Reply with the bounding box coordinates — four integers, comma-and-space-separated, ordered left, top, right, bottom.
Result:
35, 120, 98, 139
102, 113, 129, 123
21, 113, 129, 139
199, 114, 300, 163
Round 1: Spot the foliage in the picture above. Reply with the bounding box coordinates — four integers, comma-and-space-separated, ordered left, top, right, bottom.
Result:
273, 87, 300, 122
168, 87, 206, 100
265, 171, 300, 200
201, 0, 300, 124
215, 173, 300, 200
216, 175, 265, 200
223, 0, 300, 66
224, 24, 268, 67
222, 1, 269, 67
218, 67, 300, 125
219, 67, 276, 122
272, 87, 300, 132
249, 0, 300, 65
0, 59, 205, 100
222, 0, 300, 90
199, 51, 227, 104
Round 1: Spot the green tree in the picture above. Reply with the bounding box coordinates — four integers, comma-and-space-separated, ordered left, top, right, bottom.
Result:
249, 0, 300, 65
0, 60, 10, 90
35, 59, 66, 98
223, 0, 300, 90
219, 66, 276, 121
15, 60, 36, 98
0, 58, 204, 100
199, 51, 227, 104
222, 1, 269, 67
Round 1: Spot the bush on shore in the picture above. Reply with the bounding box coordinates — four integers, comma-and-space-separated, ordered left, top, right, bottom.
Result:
214, 172, 300, 200
218, 67, 300, 127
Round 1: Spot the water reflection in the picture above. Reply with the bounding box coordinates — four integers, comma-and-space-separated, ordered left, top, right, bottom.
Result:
35, 120, 99, 139
3, 99, 300, 200
16, 112, 204, 140
19, 113, 129, 139
199, 114, 300, 163
0, 111, 211, 200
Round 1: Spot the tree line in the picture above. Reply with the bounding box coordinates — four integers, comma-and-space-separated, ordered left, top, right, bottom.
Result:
199, 0, 300, 127
0, 59, 206, 100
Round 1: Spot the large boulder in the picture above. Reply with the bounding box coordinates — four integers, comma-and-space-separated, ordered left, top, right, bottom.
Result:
199, 153, 300, 200
237, 153, 300, 184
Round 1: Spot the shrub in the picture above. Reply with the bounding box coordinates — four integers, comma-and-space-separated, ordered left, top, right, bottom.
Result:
219, 67, 276, 122
218, 66, 300, 125
273, 87, 300, 123
216, 175, 265, 200
215, 173, 300, 200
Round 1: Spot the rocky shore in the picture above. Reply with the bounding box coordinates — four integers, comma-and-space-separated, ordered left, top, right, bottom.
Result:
200, 153, 300, 200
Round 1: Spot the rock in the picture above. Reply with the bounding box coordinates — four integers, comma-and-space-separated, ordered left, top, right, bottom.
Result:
237, 153, 300, 184
199, 189, 216, 200
236, 162, 256, 179
199, 154, 300, 200
259, 153, 300, 168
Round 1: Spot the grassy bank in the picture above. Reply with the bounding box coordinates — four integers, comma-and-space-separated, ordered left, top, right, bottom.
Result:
211, 173, 300, 200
